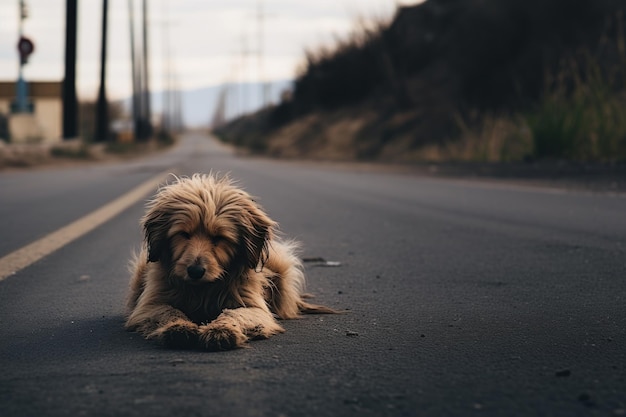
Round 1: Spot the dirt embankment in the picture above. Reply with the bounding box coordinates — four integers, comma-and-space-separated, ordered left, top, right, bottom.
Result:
215, 0, 626, 164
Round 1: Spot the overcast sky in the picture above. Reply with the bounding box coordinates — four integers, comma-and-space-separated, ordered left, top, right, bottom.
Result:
0, 0, 422, 101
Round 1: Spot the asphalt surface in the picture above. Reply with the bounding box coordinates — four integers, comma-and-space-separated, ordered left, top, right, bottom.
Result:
1, 133, 625, 417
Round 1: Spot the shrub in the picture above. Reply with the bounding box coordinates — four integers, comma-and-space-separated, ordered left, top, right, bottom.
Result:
526, 49, 626, 161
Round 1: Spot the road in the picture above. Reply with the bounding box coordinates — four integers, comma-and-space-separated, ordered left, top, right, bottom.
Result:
1, 133, 625, 417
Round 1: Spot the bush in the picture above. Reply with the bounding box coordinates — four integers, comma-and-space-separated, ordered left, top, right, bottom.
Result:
50, 144, 91, 159
526, 50, 626, 161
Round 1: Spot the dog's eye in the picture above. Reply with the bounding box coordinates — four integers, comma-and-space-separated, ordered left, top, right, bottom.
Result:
211, 236, 224, 245
179, 232, 191, 240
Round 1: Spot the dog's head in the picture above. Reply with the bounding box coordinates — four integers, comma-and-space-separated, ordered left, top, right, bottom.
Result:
142, 174, 276, 284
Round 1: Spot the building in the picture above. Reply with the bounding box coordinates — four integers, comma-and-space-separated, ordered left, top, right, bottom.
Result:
0, 81, 63, 143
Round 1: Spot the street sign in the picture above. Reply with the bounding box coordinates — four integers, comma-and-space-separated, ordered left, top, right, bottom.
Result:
18, 36, 34, 64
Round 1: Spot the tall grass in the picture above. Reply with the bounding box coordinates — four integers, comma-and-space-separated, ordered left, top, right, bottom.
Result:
449, 113, 532, 162
526, 30, 626, 162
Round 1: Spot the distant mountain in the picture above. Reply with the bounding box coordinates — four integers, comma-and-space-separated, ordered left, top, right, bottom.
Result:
121, 80, 293, 128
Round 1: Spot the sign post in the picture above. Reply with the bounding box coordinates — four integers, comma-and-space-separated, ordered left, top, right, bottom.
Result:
13, 0, 34, 113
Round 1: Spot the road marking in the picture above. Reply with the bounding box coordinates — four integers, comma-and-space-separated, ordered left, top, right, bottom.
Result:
0, 171, 172, 282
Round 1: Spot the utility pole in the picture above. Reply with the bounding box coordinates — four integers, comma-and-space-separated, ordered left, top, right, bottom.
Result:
14, 0, 34, 114
257, 0, 269, 108
142, 0, 152, 138
128, 0, 141, 141
63, 0, 78, 139
160, 13, 171, 133
161, 19, 169, 133
95, 0, 109, 142
240, 33, 249, 115
176, 79, 183, 131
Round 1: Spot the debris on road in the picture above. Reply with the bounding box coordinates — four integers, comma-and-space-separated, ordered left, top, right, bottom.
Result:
577, 392, 596, 408
170, 358, 185, 366
302, 257, 342, 267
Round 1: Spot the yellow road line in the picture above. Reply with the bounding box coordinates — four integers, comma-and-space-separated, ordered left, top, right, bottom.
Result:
0, 171, 172, 281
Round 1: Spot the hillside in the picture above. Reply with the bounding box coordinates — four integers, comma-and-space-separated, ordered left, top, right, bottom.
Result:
215, 0, 626, 163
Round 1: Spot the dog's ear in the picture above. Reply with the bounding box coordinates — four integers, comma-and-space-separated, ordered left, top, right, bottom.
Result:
238, 197, 277, 270
142, 209, 169, 263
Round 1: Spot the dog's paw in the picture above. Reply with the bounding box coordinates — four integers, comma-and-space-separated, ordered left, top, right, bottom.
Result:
198, 323, 248, 351
248, 323, 285, 340
151, 319, 199, 349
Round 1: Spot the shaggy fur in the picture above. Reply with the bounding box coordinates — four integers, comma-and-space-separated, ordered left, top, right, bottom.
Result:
125, 174, 334, 350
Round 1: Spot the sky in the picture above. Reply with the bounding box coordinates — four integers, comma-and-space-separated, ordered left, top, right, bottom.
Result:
0, 0, 423, 101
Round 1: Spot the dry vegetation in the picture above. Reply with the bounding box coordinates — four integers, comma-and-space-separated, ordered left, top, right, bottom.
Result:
0, 99, 177, 170
215, 0, 626, 164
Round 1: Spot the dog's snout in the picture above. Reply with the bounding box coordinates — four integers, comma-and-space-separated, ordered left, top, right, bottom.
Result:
187, 265, 206, 280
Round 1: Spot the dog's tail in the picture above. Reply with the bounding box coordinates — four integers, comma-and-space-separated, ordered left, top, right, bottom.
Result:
297, 298, 343, 315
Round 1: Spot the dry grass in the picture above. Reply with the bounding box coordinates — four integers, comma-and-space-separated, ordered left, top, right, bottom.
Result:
419, 116, 532, 162
0, 138, 175, 171
264, 111, 374, 161
0, 140, 94, 169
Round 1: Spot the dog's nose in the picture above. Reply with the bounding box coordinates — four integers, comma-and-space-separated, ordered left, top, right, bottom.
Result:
187, 265, 206, 280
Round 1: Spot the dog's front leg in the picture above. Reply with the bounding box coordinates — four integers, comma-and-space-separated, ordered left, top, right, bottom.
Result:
126, 304, 199, 349
198, 307, 284, 351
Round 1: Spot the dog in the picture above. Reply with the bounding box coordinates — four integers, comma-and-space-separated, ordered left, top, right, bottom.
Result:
125, 173, 335, 350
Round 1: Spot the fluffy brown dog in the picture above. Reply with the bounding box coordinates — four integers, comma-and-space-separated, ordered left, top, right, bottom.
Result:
125, 174, 334, 350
